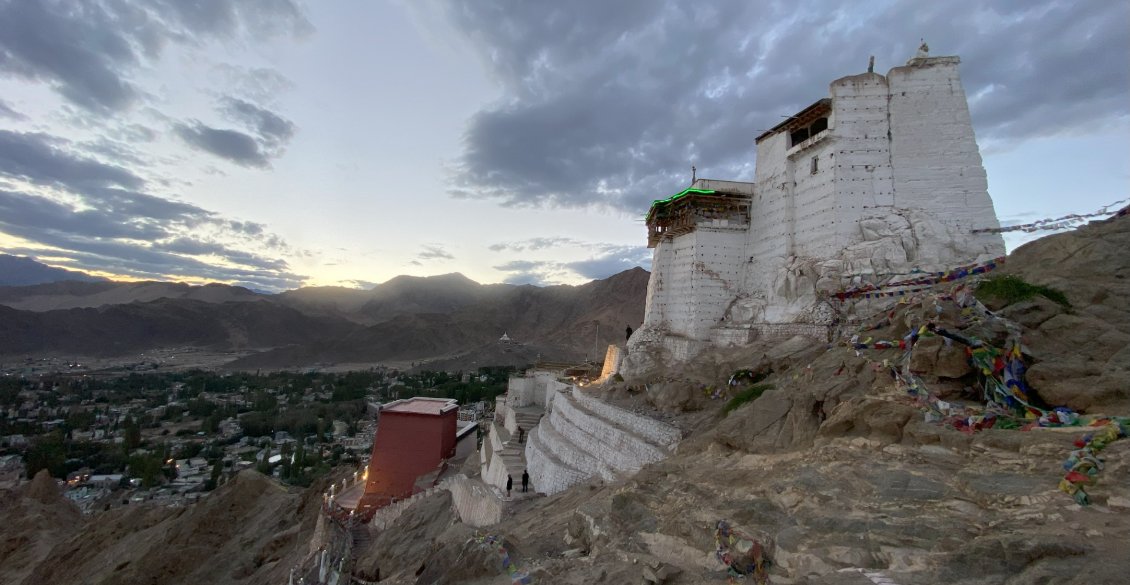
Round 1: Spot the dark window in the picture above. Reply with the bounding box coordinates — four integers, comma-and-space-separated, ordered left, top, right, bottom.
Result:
789, 117, 829, 148
810, 117, 828, 135
810, 156, 818, 175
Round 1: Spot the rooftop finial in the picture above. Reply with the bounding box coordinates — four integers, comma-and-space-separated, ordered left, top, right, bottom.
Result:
916, 39, 929, 58
691, 165, 697, 184
868, 55, 875, 73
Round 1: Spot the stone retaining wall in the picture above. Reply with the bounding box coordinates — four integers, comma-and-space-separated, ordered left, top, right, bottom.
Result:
548, 391, 669, 475
446, 474, 503, 527
369, 476, 457, 531
525, 427, 592, 495
571, 388, 680, 446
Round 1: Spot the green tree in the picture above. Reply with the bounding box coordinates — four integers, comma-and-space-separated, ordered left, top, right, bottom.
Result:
123, 416, 142, 453
25, 431, 67, 478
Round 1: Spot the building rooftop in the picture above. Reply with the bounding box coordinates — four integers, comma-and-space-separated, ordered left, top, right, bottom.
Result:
755, 98, 832, 144
382, 397, 459, 416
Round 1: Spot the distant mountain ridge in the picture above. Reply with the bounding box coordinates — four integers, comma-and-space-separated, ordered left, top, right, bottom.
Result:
0, 268, 650, 367
0, 280, 260, 312
0, 254, 104, 286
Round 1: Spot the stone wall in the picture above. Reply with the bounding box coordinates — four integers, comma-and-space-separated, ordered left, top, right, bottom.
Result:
597, 344, 623, 381
525, 388, 679, 494
446, 474, 503, 527
507, 371, 557, 410
369, 476, 457, 531
643, 226, 747, 340
571, 389, 681, 446
830, 71, 896, 243
750, 323, 831, 341
886, 57, 1004, 258
525, 423, 603, 494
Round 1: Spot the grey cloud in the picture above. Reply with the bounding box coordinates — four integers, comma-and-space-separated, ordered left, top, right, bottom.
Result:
565, 245, 651, 280
153, 0, 313, 40
213, 65, 295, 103
0, 130, 305, 291
493, 259, 567, 286
81, 137, 153, 168
0, 189, 166, 241
112, 123, 159, 143
343, 279, 379, 290
0, 99, 25, 120
0, 190, 304, 291
493, 260, 544, 272
222, 97, 295, 145
0, 1, 143, 111
174, 121, 271, 168
417, 245, 454, 261
491, 241, 650, 282
156, 237, 290, 271
423, 0, 1129, 213
488, 236, 580, 252
503, 272, 551, 286
0, 0, 310, 112
0, 129, 144, 190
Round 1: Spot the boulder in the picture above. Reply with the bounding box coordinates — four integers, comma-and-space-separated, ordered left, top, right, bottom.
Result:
645, 382, 703, 412
818, 397, 918, 444
934, 344, 972, 379
909, 336, 943, 374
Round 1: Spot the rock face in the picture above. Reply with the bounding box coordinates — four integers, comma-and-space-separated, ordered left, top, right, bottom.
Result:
992, 211, 1130, 412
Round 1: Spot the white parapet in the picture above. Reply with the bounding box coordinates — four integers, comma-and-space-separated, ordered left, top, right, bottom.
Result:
523, 386, 680, 495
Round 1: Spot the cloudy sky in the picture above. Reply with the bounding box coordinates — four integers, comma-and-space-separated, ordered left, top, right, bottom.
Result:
0, 0, 1126, 291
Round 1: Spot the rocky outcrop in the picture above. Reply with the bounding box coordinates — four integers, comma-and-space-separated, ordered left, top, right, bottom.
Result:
992, 211, 1130, 412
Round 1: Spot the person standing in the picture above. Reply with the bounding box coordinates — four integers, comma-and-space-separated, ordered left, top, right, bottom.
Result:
506, 474, 513, 498
521, 469, 530, 493
517, 425, 524, 444
625, 325, 633, 342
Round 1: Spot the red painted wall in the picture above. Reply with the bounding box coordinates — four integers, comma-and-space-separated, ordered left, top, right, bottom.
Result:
358, 409, 457, 513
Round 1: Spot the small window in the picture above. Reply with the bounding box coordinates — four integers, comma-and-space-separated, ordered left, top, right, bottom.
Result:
789, 128, 809, 147
810, 156, 818, 175
810, 117, 828, 135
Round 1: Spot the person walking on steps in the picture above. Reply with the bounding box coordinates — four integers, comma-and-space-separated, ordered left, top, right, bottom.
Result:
522, 469, 530, 493
517, 425, 524, 444
506, 474, 513, 498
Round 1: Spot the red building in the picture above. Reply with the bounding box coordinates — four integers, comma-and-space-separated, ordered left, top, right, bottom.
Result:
357, 397, 459, 515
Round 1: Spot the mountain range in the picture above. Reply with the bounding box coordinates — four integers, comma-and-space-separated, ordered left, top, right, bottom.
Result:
0, 256, 649, 369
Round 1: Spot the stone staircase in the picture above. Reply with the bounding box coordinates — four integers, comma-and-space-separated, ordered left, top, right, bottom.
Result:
525, 387, 679, 495
350, 523, 371, 550
512, 410, 542, 440
483, 410, 539, 496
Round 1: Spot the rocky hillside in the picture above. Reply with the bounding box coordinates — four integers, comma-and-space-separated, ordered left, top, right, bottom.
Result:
0, 299, 360, 356
0, 470, 322, 585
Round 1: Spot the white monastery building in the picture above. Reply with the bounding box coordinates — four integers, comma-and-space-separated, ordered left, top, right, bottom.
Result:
628, 49, 1006, 363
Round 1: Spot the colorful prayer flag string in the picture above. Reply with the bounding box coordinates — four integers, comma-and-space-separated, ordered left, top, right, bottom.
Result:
972, 199, 1129, 234
834, 257, 1004, 300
